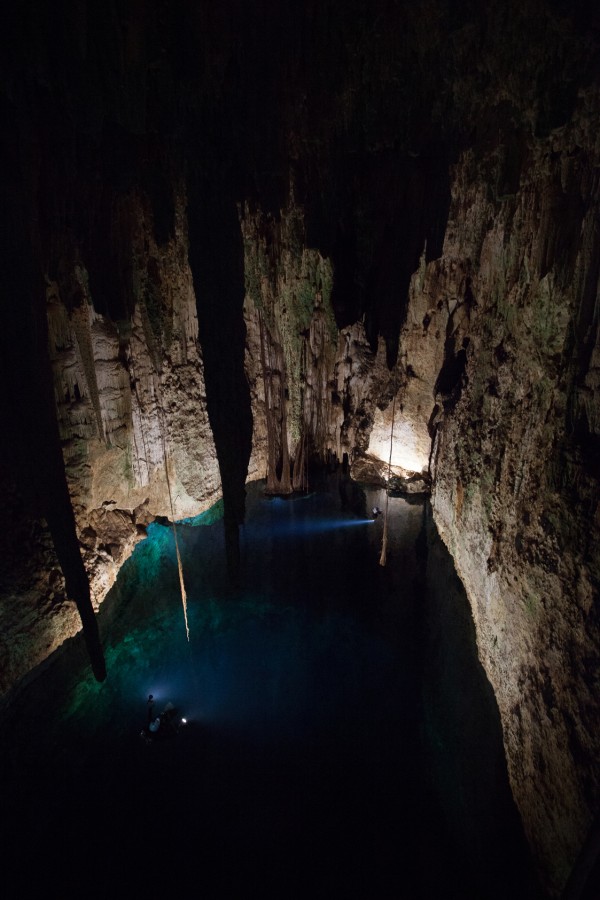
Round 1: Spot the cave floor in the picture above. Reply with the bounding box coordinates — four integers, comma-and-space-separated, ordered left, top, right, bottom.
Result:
0, 475, 545, 898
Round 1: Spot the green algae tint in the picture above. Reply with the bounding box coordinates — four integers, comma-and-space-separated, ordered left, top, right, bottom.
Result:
0, 479, 544, 899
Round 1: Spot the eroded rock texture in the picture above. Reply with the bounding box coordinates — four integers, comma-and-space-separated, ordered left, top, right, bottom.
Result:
429, 99, 600, 889
239, 110, 600, 889
1, 2, 599, 896
242, 199, 436, 490
1, 183, 221, 698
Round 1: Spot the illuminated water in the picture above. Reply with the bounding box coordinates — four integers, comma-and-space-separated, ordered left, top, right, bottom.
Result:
0, 476, 544, 898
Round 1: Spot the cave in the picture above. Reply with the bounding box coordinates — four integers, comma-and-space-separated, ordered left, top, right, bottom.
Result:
0, 2, 599, 898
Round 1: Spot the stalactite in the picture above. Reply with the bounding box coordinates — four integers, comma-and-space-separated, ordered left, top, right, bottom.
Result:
187, 177, 252, 584
259, 308, 293, 495
278, 347, 292, 495
259, 308, 280, 493
38, 284, 107, 680
292, 433, 307, 492
293, 338, 309, 491
379, 393, 396, 567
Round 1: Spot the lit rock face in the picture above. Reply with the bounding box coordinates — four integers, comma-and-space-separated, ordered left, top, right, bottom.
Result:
0, 190, 221, 698
429, 96, 600, 892
242, 202, 440, 489
239, 100, 600, 894
50, 189, 221, 551
0, 496, 82, 699
369, 251, 464, 477
1, 5, 598, 896
241, 201, 340, 488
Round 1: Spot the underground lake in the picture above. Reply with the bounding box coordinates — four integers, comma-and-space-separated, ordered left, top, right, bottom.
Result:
0, 474, 545, 898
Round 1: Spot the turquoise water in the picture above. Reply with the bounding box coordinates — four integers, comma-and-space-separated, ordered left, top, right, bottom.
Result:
0, 476, 544, 898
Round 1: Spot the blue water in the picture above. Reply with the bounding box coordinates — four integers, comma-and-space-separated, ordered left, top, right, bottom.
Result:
0, 476, 544, 898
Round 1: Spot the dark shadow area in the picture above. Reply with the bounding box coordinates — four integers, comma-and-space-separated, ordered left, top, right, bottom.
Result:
0, 478, 545, 899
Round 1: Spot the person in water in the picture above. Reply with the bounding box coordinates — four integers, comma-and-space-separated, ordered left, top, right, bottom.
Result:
147, 694, 155, 723
372, 506, 382, 518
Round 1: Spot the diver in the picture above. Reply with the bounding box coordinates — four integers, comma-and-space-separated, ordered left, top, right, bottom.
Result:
141, 698, 184, 744
372, 506, 382, 519
148, 716, 162, 734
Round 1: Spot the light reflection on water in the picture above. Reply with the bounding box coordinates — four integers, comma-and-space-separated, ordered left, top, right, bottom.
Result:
0, 476, 542, 899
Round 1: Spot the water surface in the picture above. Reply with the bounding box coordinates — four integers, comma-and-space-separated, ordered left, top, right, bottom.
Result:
0, 476, 543, 898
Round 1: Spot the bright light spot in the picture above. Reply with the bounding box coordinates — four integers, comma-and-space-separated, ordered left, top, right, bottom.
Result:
370, 407, 430, 474
257, 518, 374, 537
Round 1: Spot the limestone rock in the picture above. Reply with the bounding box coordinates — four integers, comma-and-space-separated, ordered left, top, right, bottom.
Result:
429, 103, 600, 892
2, 188, 222, 697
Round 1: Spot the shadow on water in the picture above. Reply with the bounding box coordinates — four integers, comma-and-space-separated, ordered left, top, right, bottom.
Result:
0, 477, 546, 898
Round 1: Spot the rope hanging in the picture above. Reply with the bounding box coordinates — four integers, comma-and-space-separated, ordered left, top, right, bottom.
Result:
129, 350, 190, 641
300, 335, 308, 492
147, 368, 190, 642
379, 392, 396, 567
164, 459, 190, 642
157, 389, 190, 642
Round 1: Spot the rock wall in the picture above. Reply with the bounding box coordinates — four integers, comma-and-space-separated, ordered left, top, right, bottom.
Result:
1, 3, 599, 895
242, 199, 440, 489
238, 93, 600, 890
429, 91, 600, 892
0, 188, 221, 699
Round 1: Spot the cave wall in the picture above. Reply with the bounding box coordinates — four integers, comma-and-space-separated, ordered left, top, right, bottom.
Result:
239, 143, 600, 895
1, 2, 599, 896
0, 179, 222, 698
241, 196, 443, 487
239, 96, 600, 890
429, 96, 600, 889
